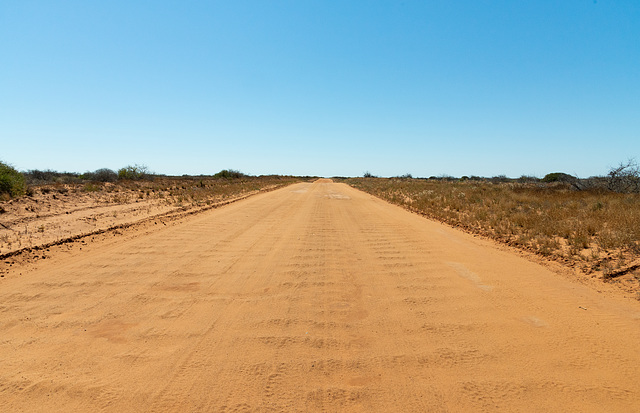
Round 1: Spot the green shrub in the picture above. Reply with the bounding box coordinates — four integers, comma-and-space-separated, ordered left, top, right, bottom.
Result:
118, 165, 149, 180
213, 169, 245, 179
542, 172, 576, 183
0, 161, 26, 197
83, 168, 117, 182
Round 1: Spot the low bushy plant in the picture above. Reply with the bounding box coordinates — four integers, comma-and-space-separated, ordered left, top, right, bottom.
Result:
25, 169, 83, 185
118, 165, 149, 180
542, 172, 576, 183
83, 168, 117, 182
0, 161, 26, 197
213, 169, 245, 179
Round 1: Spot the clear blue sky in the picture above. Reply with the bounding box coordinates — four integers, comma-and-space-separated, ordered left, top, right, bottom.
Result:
1, 1, 639, 178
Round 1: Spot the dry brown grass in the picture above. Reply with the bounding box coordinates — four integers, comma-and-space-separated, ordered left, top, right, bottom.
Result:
345, 177, 640, 284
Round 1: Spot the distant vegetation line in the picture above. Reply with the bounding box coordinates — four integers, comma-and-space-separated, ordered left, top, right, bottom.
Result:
0, 162, 310, 200
359, 159, 640, 194
2, 159, 639, 199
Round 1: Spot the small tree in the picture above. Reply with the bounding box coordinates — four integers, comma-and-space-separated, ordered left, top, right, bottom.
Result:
213, 169, 245, 179
607, 159, 640, 193
118, 164, 149, 180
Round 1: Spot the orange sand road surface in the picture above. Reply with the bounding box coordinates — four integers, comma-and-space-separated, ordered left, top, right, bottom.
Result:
2, 180, 640, 412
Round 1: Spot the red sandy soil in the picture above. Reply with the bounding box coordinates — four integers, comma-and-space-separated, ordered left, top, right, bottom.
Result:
1, 180, 639, 411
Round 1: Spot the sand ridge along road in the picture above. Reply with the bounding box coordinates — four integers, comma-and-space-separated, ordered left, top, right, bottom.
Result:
1, 180, 640, 412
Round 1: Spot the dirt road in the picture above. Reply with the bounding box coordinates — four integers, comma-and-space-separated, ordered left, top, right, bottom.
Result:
2, 180, 640, 412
